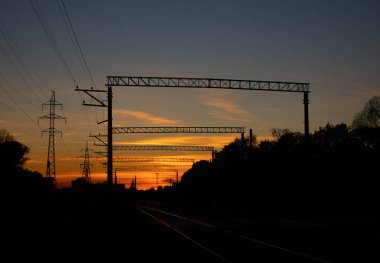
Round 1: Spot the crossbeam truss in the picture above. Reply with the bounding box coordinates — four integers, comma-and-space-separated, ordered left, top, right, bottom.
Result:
115, 167, 179, 172
90, 133, 107, 146
112, 126, 244, 134
95, 145, 213, 158
94, 151, 107, 158
113, 145, 214, 151
113, 158, 196, 163
107, 76, 309, 93
90, 126, 244, 136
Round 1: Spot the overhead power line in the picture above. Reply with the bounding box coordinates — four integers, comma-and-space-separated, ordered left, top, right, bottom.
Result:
29, 0, 77, 86
0, 72, 40, 110
0, 82, 40, 126
55, 0, 104, 134
0, 100, 40, 138
29, 0, 99, 136
0, 42, 43, 104
56, 0, 96, 88
0, 20, 48, 98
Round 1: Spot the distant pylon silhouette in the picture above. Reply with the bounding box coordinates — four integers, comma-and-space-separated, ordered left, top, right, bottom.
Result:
80, 141, 93, 183
38, 91, 66, 182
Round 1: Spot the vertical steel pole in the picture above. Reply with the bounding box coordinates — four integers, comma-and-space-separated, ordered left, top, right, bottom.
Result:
303, 92, 310, 137
156, 173, 158, 189
107, 86, 113, 186
249, 129, 253, 148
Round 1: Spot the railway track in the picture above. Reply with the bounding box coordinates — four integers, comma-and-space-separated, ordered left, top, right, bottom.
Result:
138, 205, 332, 262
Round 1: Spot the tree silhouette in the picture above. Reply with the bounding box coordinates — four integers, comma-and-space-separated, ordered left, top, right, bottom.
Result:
270, 128, 291, 140
178, 122, 380, 213
0, 138, 29, 171
0, 129, 14, 143
0, 129, 29, 170
352, 96, 380, 128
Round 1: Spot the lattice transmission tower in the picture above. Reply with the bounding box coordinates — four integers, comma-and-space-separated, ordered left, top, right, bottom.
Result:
39, 91, 66, 182
80, 141, 93, 183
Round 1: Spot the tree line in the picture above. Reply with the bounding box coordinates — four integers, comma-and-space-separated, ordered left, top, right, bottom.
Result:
1, 96, 379, 215
179, 96, 380, 214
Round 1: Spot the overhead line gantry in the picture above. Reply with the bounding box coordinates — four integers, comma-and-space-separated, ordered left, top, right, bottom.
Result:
106, 76, 309, 136
77, 76, 310, 186
106, 76, 309, 92
102, 158, 196, 168
113, 157, 196, 163
115, 167, 179, 172
115, 167, 181, 187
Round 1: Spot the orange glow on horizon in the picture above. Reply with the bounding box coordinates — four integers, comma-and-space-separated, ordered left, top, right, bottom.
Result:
55, 170, 185, 190
24, 134, 273, 189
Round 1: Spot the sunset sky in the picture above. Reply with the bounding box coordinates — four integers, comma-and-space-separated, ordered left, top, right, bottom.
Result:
1, 0, 379, 188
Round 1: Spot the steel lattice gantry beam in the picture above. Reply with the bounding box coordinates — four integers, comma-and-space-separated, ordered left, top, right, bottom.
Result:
113, 145, 214, 151
112, 126, 244, 134
115, 167, 179, 172
107, 76, 309, 92
113, 157, 196, 163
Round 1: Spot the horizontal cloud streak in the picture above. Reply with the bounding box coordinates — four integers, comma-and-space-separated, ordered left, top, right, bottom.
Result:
117, 135, 240, 149
200, 96, 254, 122
208, 110, 251, 123
114, 109, 179, 124
0, 118, 9, 125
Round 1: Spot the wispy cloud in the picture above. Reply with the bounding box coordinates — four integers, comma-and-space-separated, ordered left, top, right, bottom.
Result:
200, 96, 254, 122
26, 159, 44, 164
114, 109, 179, 125
0, 118, 8, 125
207, 110, 249, 122
115, 134, 273, 150
63, 131, 79, 137
57, 157, 83, 162
117, 135, 239, 149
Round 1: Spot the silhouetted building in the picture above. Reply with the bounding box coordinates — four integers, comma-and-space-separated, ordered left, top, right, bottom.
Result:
72, 177, 90, 191
42, 177, 54, 189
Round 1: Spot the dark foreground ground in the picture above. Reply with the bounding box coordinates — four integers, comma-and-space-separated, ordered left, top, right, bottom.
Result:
4, 198, 379, 263
6, 205, 210, 262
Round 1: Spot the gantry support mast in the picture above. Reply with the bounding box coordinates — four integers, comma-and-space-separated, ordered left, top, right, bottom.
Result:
75, 86, 113, 186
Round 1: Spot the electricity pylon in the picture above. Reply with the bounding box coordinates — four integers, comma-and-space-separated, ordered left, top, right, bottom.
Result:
80, 141, 93, 183
39, 91, 66, 183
